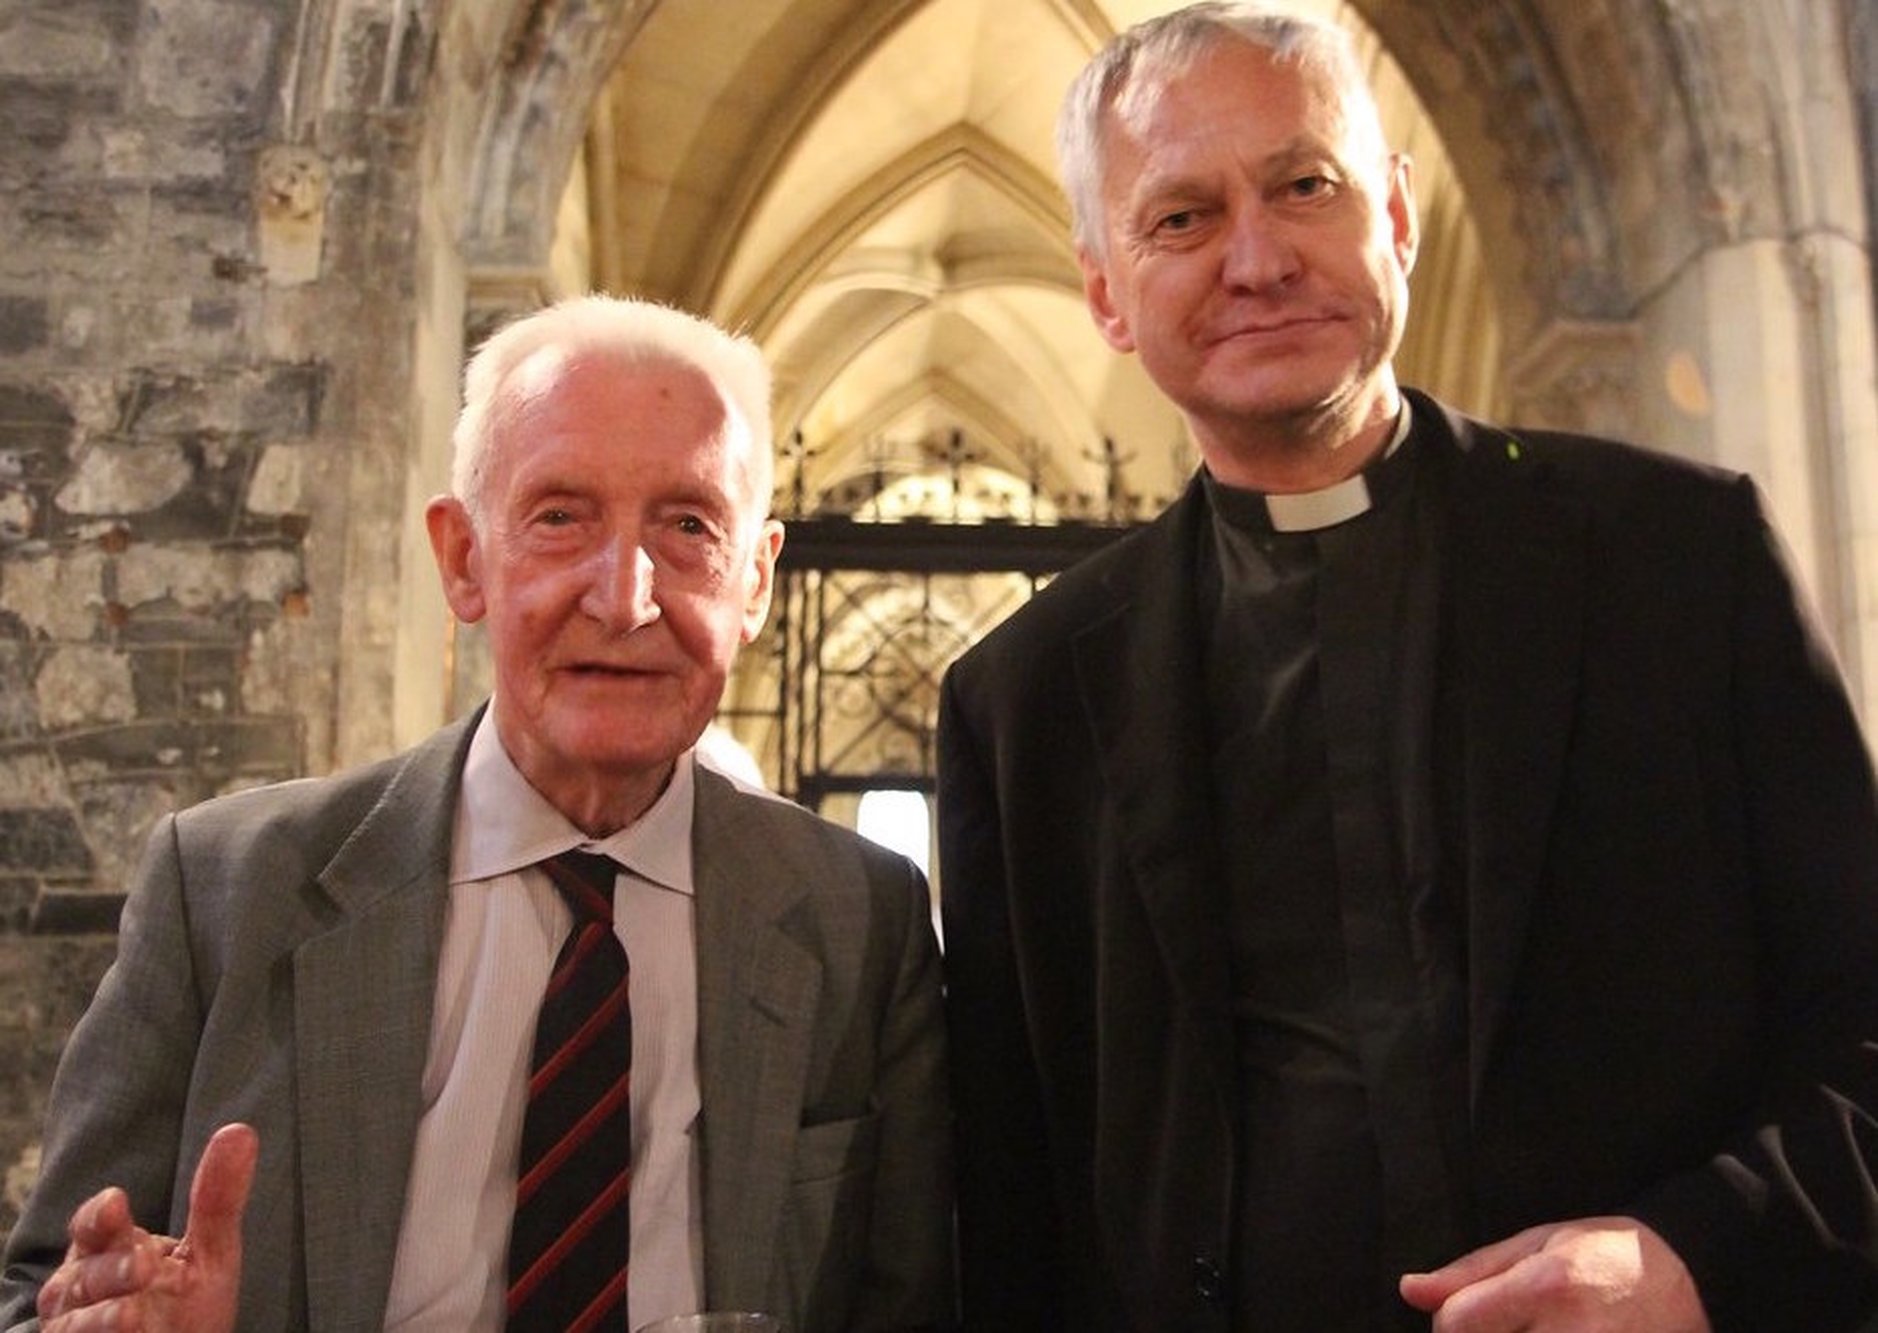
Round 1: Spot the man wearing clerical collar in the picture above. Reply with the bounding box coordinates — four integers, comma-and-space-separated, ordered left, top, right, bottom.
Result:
937, 6, 1878, 1332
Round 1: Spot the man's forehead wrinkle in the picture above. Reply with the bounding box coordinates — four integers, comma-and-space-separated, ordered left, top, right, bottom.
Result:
1125, 129, 1338, 205
483, 352, 751, 514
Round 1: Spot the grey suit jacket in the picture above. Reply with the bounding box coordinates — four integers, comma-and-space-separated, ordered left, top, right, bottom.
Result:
1, 711, 953, 1332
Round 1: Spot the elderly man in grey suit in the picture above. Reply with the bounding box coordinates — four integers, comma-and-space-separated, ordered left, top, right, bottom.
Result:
1, 296, 953, 1333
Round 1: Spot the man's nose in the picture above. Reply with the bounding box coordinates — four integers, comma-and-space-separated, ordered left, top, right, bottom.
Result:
1220, 206, 1301, 292
582, 533, 661, 629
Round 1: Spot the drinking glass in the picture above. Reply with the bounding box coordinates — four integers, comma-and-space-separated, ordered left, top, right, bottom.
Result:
634, 1315, 788, 1333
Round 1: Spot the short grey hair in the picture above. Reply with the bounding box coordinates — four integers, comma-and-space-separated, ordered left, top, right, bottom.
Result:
1056, 3, 1384, 259
451, 294, 774, 527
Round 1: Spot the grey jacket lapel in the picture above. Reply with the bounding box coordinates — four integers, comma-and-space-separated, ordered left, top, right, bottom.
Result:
292, 712, 477, 1333
692, 768, 823, 1309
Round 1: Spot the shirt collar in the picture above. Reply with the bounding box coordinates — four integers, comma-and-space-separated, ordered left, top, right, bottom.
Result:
1205, 399, 1416, 536
452, 707, 697, 896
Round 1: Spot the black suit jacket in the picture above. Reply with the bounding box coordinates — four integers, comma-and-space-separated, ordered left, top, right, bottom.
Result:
936, 392, 1878, 1332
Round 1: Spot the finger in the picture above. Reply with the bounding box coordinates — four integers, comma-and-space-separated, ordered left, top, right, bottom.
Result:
48, 1190, 152, 1317
1422, 1260, 1537, 1333
1426, 1236, 1635, 1333
39, 1245, 153, 1319
1400, 1223, 1557, 1310
46, 1295, 145, 1333
65, 1187, 136, 1256
177, 1123, 259, 1268
36, 1265, 72, 1320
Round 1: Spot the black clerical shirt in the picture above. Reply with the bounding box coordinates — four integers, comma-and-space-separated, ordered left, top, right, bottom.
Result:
1198, 417, 1469, 1331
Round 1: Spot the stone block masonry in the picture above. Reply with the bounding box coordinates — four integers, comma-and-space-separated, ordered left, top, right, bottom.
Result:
0, 0, 335, 1247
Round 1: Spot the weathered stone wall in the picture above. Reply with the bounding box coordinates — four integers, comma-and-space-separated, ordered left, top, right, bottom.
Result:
0, 0, 444, 1241
0, 0, 315, 1235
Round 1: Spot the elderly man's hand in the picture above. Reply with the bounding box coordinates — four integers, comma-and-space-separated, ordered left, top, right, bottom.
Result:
36, 1123, 257, 1333
1398, 1216, 1711, 1332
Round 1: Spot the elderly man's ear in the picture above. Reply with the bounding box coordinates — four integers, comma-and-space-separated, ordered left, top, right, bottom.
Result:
426, 495, 488, 624
739, 519, 786, 644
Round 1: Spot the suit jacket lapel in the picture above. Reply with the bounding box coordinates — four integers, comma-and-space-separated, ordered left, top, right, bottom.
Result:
291, 712, 476, 1333
1071, 483, 1234, 1085
1428, 400, 1588, 1105
692, 769, 822, 1309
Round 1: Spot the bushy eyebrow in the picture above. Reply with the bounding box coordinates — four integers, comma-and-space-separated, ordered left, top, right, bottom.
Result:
1130, 133, 1343, 199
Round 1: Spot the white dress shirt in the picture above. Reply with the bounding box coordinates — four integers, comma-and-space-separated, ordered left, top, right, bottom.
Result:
383, 710, 704, 1332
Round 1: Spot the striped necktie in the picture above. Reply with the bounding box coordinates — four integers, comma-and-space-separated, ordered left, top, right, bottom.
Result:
506, 849, 633, 1332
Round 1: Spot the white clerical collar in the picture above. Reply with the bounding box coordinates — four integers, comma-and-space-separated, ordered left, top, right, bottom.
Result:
1262, 401, 1413, 533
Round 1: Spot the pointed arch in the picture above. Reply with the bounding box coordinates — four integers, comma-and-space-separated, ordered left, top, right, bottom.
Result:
723, 123, 1073, 339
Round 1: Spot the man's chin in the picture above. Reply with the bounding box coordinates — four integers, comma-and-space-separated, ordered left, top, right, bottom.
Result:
518, 677, 720, 767
1191, 390, 1336, 437
545, 732, 689, 783
1191, 364, 1384, 434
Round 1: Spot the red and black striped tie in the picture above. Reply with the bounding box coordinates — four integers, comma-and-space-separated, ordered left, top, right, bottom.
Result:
506, 849, 632, 1333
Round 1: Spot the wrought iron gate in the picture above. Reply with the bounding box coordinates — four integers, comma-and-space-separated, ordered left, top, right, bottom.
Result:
722, 517, 1130, 810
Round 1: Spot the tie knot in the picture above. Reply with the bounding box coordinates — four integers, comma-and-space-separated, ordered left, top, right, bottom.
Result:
541, 849, 619, 924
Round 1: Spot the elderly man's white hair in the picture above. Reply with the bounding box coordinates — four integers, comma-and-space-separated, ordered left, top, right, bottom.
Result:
1056, 3, 1386, 261
451, 294, 774, 526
